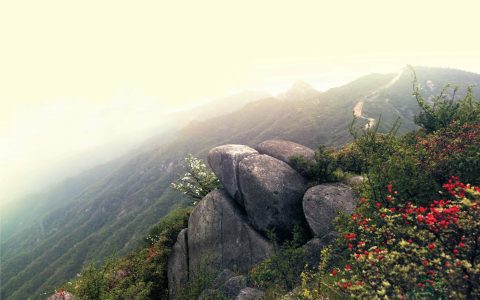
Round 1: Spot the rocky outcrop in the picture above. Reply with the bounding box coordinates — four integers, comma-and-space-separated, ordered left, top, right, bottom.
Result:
168, 228, 189, 299
255, 140, 315, 173
187, 190, 273, 277
168, 140, 359, 299
303, 183, 357, 237
208, 145, 258, 205
238, 154, 308, 238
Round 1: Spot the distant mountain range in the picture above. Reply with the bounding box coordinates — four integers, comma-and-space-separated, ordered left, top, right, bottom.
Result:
2, 66, 480, 299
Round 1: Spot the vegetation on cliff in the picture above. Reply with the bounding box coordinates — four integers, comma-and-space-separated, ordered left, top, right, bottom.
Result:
53, 207, 191, 300
50, 156, 217, 299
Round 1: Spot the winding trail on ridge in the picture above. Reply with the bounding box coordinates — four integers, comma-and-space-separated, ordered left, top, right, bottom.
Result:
353, 69, 404, 129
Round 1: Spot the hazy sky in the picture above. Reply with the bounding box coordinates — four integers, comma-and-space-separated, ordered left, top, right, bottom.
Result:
1, 0, 480, 204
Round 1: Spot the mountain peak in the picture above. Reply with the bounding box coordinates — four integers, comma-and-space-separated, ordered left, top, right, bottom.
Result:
278, 80, 321, 101
291, 80, 315, 91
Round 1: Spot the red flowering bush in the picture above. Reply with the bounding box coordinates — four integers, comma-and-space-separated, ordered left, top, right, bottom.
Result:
333, 178, 480, 299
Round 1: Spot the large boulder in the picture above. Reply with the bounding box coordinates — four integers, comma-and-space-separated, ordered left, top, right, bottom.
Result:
168, 228, 189, 299
208, 145, 259, 206
238, 155, 308, 238
188, 190, 273, 277
255, 140, 315, 173
303, 183, 357, 237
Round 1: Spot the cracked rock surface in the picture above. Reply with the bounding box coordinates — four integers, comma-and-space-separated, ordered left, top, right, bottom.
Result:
187, 190, 273, 277
239, 154, 308, 239
208, 144, 258, 206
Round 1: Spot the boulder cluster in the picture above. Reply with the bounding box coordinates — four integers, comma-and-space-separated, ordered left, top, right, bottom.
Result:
168, 140, 358, 299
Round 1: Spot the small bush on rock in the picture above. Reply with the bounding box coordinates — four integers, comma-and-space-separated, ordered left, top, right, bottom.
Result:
170, 154, 221, 204
291, 145, 340, 183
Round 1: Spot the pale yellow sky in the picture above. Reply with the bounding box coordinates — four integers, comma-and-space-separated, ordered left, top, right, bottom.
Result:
1, 0, 480, 204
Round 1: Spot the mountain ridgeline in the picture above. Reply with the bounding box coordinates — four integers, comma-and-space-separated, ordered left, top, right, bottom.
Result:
2, 66, 480, 299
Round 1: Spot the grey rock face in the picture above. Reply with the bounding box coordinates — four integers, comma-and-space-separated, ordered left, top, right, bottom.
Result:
255, 139, 315, 173
220, 275, 247, 299
212, 268, 235, 289
188, 190, 273, 277
238, 154, 307, 238
208, 145, 259, 206
168, 228, 189, 300
235, 288, 265, 300
303, 183, 357, 237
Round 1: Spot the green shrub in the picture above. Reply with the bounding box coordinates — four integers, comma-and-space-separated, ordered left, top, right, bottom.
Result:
175, 262, 226, 300
350, 116, 437, 204
417, 121, 480, 187
59, 207, 191, 300
411, 67, 480, 133
143, 207, 191, 246
74, 262, 109, 300
249, 227, 308, 298
287, 247, 346, 300
334, 143, 364, 174
349, 114, 480, 206
414, 84, 480, 133
291, 145, 340, 184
